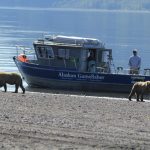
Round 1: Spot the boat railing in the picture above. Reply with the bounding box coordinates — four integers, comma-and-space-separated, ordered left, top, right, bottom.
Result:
51, 56, 78, 70
116, 68, 131, 75
115, 66, 150, 76
16, 45, 37, 62
96, 63, 150, 76
15, 46, 78, 69
35, 55, 78, 70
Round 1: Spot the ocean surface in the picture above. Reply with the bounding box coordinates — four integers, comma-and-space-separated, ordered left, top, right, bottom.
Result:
0, 7, 150, 90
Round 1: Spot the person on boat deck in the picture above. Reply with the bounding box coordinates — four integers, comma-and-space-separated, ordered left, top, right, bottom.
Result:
87, 50, 96, 73
128, 49, 141, 74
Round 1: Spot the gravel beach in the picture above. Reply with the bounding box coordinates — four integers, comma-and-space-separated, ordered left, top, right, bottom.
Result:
0, 90, 150, 149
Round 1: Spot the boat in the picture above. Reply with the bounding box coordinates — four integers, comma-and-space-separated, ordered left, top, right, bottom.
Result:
13, 35, 150, 93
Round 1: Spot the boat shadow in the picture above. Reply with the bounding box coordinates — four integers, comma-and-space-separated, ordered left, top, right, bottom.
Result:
25, 86, 130, 99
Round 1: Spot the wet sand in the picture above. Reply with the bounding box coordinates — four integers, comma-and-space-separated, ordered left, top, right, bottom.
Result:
0, 90, 150, 149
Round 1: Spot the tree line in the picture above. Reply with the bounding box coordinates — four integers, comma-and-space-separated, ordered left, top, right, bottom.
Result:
1, 0, 150, 11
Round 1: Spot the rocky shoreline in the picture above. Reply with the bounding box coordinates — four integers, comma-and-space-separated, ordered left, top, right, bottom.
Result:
0, 90, 150, 149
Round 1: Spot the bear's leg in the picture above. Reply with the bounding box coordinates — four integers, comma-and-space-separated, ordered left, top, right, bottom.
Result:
15, 84, 19, 93
20, 80, 25, 94
136, 93, 140, 102
128, 89, 135, 101
140, 94, 145, 102
4, 84, 7, 92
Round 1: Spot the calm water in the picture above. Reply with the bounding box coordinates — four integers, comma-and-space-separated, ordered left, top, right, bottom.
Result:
0, 7, 150, 89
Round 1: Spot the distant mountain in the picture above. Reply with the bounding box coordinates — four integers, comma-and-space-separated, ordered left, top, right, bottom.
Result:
1, 0, 150, 11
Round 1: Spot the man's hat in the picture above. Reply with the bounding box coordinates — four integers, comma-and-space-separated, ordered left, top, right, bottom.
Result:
133, 49, 138, 53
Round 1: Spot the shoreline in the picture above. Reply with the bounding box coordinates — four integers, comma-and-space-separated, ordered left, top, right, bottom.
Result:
26, 86, 130, 97
0, 90, 150, 149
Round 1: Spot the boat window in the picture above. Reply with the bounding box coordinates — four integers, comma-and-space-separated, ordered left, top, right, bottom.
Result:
58, 48, 69, 59
36, 46, 54, 59
102, 51, 109, 62
46, 46, 54, 58
37, 47, 43, 57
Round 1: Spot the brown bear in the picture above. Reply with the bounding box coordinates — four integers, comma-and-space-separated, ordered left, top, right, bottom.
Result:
128, 81, 150, 102
0, 72, 25, 94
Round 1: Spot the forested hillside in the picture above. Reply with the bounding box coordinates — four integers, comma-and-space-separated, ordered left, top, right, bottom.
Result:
1, 0, 150, 11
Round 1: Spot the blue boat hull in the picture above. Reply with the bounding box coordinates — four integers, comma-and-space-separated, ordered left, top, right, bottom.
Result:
14, 58, 150, 93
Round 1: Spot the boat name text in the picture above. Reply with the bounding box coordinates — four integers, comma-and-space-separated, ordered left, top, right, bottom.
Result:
59, 72, 104, 80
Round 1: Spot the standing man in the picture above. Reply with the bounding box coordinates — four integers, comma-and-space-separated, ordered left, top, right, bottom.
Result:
128, 49, 141, 74
87, 50, 96, 73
